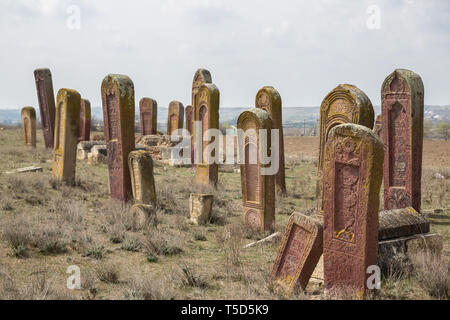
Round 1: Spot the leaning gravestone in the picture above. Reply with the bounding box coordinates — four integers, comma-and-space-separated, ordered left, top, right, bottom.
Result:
194, 83, 220, 187
255, 86, 286, 195
34, 68, 56, 149
271, 212, 323, 296
381, 69, 424, 213
21, 106, 36, 148
316, 84, 374, 217
323, 123, 383, 298
237, 108, 275, 233
140, 97, 158, 135
167, 101, 184, 136
78, 99, 91, 142
128, 150, 157, 205
101, 74, 135, 201
52, 89, 81, 183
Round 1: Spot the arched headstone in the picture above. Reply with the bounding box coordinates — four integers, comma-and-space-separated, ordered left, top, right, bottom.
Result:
140, 98, 157, 135
34, 68, 56, 149
21, 106, 36, 148
167, 101, 184, 136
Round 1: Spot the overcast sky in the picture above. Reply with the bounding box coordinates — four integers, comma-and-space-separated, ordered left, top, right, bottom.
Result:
0, 0, 449, 110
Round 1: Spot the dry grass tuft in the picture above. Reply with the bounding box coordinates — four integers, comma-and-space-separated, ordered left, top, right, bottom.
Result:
411, 252, 450, 299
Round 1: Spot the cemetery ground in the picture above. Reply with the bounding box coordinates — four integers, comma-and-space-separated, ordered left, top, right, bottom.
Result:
0, 127, 448, 300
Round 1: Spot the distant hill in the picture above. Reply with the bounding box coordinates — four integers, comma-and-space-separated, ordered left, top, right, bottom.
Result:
1, 105, 449, 127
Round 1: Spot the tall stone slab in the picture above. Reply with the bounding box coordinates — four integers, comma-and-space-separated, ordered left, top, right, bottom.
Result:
34, 68, 56, 149
271, 212, 323, 296
316, 84, 374, 217
167, 101, 184, 136
78, 99, 91, 142
128, 150, 156, 205
192, 69, 212, 109
140, 98, 157, 135
374, 114, 383, 141
194, 84, 220, 187
185, 105, 194, 136
381, 69, 424, 212
237, 108, 275, 232
21, 107, 37, 148
255, 86, 286, 195
323, 124, 383, 298
52, 89, 81, 183
101, 74, 135, 201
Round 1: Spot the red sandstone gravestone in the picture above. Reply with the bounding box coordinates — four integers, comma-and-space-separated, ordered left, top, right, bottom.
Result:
34, 68, 56, 149
237, 108, 275, 232
140, 98, 157, 135
78, 99, 91, 142
101, 74, 136, 201
381, 69, 424, 213
323, 123, 383, 298
167, 101, 184, 136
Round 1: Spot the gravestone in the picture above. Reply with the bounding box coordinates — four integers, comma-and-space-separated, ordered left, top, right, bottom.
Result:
323, 123, 383, 298
101, 74, 135, 201
271, 212, 323, 296
185, 105, 194, 135
316, 84, 374, 217
128, 150, 157, 205
167, 101, 184, 136
381, 69, 424, 212
192, 69, 212, 109
34, 68, 56, 149
255, 86, 286, 195
21, 106, 36, 148
189, 194, 214, 225
237, 108, 275, 232
78, 99, 91, 142
194, 84, 220, 187
140, 97, 157, 135
52, 89, 81, 183
374, 114, 383, 141
130, 204, 157, 230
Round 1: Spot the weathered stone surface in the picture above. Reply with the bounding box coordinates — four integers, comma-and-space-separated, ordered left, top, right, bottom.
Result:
323, 123, 383, 298
189, 194, 213, 225
130, 204, 157, 230
316, 84, 375, 217
21, 106, 36, 148
140, 98, 157, 135
378, 233, 443, 274
271, 213, 323, 296
101, 74, 135, 201
237, 108, 275, 233
378, 207, 430, 240
88, 145, 107, 165
128, 150, 156, 205
5, 166, 43, 174
52, 89, 81, 183
374, 114, 383, 141
192, 69, 212, 109
185, 105, 194, 136
255, 86, 286, 195
78, 99, 91, 142
194, 83, 220, 187
77, 141, 106, 160
381, 69, 424, 213
138, 135, 164, 147
34, 68, 56, 149
167, 101, 184, 136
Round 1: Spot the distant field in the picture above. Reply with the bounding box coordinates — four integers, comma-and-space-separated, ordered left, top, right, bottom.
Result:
0, 127, 448, 300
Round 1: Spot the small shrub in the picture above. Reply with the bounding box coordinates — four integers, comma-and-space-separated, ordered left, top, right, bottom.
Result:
411, 252, 450, 299
178, 265, 209, 289
96, 263, 120, 284
120, 238, 142, 252
82, 245, 106, 260
143, 230, 183, 257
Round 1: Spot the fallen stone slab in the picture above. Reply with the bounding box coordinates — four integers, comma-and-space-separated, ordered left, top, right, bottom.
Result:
5, 166, 43, 174
77, 141, 106, 160
378, 207, 430, 240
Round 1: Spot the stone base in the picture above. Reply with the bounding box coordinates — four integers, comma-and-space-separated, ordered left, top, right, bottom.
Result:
189, 194, 214, 225
130, 204, 157, 230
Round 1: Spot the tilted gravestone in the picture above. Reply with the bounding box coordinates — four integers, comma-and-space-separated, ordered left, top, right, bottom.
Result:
128, 150, 157, 205
237, 108, 275, 232
323, 123, 383, 298
271, 212, 323, 296
194, 83, 220, 187
34, 68, 56, 149
255, 86, 286, 195
78, 98, 91, 142
381, 69, 424, 213
52, 89, 81, 183
316, 84, 374, 217
21, 106, 37, 148
167, 101, 184, 136
101, 74, 135, 201
140, 97, 157, 135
